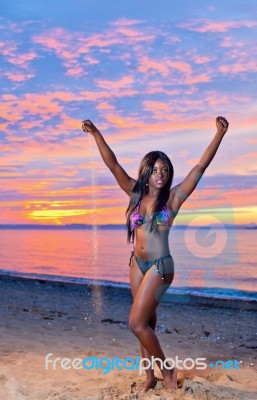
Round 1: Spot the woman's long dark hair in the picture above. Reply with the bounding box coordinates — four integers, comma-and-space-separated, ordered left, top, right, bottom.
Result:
125, 151, 174, 244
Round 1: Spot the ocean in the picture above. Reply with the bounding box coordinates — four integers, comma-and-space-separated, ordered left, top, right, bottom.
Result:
0, 227, 256, 302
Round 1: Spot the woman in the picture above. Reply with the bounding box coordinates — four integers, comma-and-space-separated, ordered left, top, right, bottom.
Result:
82, 116, 229, 393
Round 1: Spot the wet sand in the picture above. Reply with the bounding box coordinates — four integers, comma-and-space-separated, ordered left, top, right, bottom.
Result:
0, 274, 256, 400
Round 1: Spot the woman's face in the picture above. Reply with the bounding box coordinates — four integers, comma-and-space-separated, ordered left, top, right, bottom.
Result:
148, 158, 169, 189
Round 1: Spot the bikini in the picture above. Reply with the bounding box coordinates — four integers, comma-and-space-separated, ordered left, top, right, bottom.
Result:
128, 199, 174, 282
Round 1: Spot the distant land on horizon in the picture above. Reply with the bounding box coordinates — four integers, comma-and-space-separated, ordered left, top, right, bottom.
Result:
0, 223, 256, 230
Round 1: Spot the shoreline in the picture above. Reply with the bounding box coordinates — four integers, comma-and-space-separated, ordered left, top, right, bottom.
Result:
0, 224, 256, 229
0, 273, 256, 311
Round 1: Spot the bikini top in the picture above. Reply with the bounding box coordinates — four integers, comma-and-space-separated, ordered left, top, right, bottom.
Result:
130, 199, 170, 232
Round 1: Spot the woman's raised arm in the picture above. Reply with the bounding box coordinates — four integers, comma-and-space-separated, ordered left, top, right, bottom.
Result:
82, 120, 118, 171
169, 116, 229, 211
82, 120, 136, 195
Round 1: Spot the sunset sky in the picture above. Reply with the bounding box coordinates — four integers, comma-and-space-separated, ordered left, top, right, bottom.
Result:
1, 0, 257, 226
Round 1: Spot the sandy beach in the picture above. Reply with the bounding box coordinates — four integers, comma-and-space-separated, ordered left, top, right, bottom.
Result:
0, 274, 256, 400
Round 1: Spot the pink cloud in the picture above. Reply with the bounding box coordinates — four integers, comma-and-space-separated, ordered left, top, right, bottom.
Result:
230, 152, 257, 163
96, 102, 115, 110
32, 24, 155, 78
179, 19, 257, 33
59, 114, 81, 130
26, 169, 58, 177
110, 18, 142, 27
0, 41, 37, 81
80, 90, 110, 101
4, 71, 35, 82
2, 94, 17, 100
143, 101, 171, 112
0, 122, 8, 131
168, 61, 192, 74
60, 50, 74, 59
192, 55, 214, 64
184, 73, 212, 84
0, 91, 84, 126
115, 27, 155, 42
0, 143, 17, 153
137, 54, 212, 84
138, 56, 170, 77
18, 120, 43, 130
83, 56, 99, 65
6, 51, 37, 68
0, 41, 17, 56
220, 36, 248, 48
95, 76, 134, 90
142, 101, 175, 121
32, 28, 71, 53
78, 161, 109, 170
0, 90, 108, 130
219, 62, 257, 74
99, 113, 213, 135
145, 81, 180, 95
66, 66, 85, 77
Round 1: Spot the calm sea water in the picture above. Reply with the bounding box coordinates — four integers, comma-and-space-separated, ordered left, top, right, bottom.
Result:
0, 228, 256, 301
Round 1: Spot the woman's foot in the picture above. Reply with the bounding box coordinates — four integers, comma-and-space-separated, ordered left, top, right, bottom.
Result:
137, 377, 157, 394
162, 367, 178, 390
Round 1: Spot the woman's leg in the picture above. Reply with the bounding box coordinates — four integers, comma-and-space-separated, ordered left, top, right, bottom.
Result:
129, 258, 177, 389
129, 256, 157, 392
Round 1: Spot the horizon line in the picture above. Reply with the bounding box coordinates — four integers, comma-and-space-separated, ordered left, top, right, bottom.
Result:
0, 223, 256, 229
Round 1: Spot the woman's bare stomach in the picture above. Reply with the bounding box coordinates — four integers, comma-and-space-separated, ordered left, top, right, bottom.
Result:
134, 226, 171, 261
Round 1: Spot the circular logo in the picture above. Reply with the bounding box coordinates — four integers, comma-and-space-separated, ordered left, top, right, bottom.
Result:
184, 216, 227, 258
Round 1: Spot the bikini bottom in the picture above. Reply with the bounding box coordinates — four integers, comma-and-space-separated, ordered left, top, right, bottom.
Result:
128, 250, 174, 282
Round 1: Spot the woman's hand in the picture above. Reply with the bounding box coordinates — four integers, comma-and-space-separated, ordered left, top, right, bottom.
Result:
216, 116, 229, 135
81, 119, 99, 136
